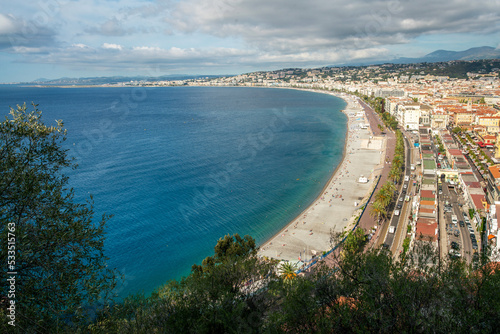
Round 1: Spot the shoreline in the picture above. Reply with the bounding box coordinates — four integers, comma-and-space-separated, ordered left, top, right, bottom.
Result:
257, 89, 350, 248
258, 90, 386, 263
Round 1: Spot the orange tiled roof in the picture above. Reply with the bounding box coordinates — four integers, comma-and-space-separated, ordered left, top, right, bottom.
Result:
489, 165, 500, 179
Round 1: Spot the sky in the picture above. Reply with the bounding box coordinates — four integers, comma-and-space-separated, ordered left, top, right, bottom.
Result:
0, 0, 499, 82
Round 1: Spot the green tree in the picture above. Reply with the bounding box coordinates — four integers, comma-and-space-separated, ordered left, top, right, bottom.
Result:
94, 234, 277, 333
373, 188, 390, 208
370, 200, 387, 222
191, 233, 257, 275
393, 154, 404, 169
0, 104, 118, 332
389, 166, 401, 183
90, 231, 500, 333
279, 261, 298, 281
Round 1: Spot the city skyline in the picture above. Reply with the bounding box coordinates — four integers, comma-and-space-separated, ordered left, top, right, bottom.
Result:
1, 0, 499, 83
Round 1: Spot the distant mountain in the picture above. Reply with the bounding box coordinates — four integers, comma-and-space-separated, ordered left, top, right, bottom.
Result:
27, 74, 225, 85
393, 46, 500, 64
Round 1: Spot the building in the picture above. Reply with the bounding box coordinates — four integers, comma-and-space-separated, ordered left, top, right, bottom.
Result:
486, 165, 500, 203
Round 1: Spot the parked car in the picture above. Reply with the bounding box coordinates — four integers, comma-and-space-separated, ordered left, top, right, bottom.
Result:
451, 241, 460, 250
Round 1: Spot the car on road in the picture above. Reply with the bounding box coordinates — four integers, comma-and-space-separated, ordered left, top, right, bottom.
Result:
459, 220, 465, 227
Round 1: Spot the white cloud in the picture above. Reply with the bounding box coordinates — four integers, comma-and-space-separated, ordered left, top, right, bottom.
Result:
0, 13, 17, 34
0, 12, 57, 50
168, 0, 500, 54
72, 43, 89, 49
102, 43, 123, 51
132, 46, 162, 52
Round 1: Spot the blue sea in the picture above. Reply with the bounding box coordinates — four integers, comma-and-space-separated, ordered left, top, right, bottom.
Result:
0, 86, 346, 297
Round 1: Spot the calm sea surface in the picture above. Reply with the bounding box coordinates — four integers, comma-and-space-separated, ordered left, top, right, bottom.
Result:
0, 86, 346, 297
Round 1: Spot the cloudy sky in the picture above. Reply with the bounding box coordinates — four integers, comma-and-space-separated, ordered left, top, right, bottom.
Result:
1, 0, 499, 82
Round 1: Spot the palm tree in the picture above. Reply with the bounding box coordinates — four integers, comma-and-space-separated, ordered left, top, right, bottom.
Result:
374, 186, 392, 208
382, 181, 396, 194
370, 200, 387, 222
389, 167, 401, 183
393, 154, 404, 169
279, 262, 298, 281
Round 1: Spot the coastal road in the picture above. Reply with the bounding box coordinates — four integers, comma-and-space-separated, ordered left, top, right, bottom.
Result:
382, 133, 413, 254
389, 134, 414, 257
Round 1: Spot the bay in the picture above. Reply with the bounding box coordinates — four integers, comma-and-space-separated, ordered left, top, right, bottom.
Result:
0, 86, 346, 297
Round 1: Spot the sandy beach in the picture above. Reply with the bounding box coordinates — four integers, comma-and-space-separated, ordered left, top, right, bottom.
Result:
258, 92, 386, 264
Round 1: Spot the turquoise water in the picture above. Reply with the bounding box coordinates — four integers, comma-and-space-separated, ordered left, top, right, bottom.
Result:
0, 86, 346, 297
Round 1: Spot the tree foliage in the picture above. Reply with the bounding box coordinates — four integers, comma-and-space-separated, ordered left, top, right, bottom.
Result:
92, 230, 500, 333
0, 104, 118, 332
191, 233, 257, 275
93, 234, 277, 333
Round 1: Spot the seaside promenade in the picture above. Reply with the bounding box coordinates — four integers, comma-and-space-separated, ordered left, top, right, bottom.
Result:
258, 93, 387, 264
